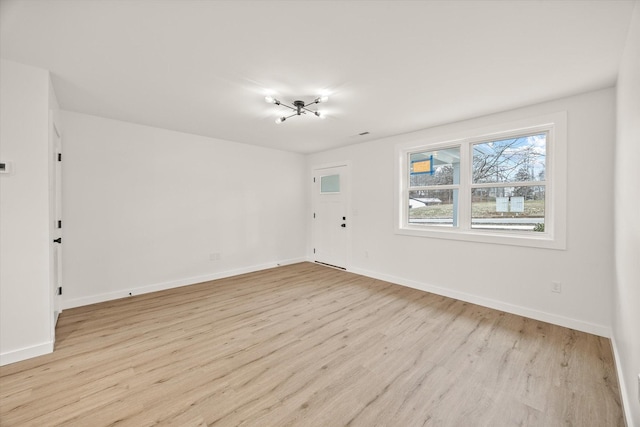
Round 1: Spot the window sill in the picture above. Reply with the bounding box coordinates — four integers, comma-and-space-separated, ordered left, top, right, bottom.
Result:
395, 225, 566, 250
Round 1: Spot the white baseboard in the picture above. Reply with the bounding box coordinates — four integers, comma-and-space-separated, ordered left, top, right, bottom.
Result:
348, 266, 611, 338
62, 257, 610, 336
62, 257, 307, 310
0, 341, 54, 366
610, 335, 634, 427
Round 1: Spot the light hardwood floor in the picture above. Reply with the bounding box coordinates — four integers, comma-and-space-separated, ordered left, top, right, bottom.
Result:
0, 262, 623, 426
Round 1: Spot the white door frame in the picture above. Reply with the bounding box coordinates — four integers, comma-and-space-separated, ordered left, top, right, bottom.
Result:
49, 114, 63, 340
311, 161, 351, 270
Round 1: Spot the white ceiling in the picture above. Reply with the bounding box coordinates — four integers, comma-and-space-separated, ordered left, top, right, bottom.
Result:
0, 0, 635, 154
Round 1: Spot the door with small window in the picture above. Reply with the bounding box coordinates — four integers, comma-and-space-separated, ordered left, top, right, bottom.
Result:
51, 120, 63, 326
312, 165, 349, 269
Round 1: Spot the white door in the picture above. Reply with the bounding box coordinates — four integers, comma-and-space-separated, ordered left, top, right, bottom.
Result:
52, 123, 63, 324
313, 165, 349, 269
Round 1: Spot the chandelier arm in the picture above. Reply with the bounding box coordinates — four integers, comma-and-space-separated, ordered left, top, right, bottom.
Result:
301, 106, 318, 114
278, 103, 297, 112
303, 100, 318, 108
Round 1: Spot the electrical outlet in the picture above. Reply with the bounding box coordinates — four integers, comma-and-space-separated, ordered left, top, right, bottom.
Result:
551, 281, 562, 293
364, 251, 369, 259
0, 161, 11, 174
209, 253, 221, 261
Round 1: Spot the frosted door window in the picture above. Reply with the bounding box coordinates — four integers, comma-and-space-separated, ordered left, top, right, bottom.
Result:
321, 174, 340, 193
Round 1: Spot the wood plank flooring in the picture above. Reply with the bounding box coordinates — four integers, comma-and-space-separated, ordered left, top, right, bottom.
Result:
0, 262, 623, 426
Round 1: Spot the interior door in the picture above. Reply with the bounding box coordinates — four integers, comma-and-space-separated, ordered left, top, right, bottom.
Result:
52, 122, 62, 324
313, 165, 349, 269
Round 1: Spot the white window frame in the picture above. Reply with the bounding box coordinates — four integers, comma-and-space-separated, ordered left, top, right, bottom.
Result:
395, 112, 567, 250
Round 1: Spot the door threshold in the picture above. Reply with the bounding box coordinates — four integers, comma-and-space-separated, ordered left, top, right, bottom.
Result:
314, 261, 346, 271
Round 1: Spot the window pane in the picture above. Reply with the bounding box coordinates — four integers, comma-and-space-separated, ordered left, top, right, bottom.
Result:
472, 133, 546, 184
471, 187, 545, 231
408, 189, 458, 227
320, 174, 340, 193
409, 147, 460, 187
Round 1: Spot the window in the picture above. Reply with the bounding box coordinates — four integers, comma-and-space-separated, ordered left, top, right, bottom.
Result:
321, 174, 340, 193
396, 113, 566, 249
470, 134, 546, 232
408, 147, 460, 227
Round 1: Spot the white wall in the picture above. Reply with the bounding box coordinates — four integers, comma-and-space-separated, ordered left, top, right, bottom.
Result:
0, 59, 54, 364
308, 88, 615, 337
613, 1, 640, 425
60, 111, 307, 308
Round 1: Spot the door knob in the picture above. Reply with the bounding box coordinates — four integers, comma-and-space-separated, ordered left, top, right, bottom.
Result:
53, 238, 62, 243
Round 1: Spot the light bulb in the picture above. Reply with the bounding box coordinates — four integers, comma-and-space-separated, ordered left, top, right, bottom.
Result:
315, 111, 326, 119
317, 95, 329, 103
265, 95, 276, 104
275, 117, 286, 124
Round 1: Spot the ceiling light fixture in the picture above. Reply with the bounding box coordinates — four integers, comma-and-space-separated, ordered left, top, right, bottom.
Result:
265, 95, 328, 124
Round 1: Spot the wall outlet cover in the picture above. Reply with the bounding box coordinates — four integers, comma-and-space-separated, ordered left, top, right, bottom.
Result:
0, 161, 12, 174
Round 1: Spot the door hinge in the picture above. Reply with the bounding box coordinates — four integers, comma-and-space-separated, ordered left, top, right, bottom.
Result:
58, 287, 62, 296
313, 177, 316, 183
313, 248, 316, 254
58, 220, 62, 229
313, 213, 316, 219
57, 153, 62, 162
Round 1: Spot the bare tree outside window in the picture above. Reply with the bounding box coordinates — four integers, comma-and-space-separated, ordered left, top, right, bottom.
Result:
472, 134, 546, 185
471, 133, 547, 231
